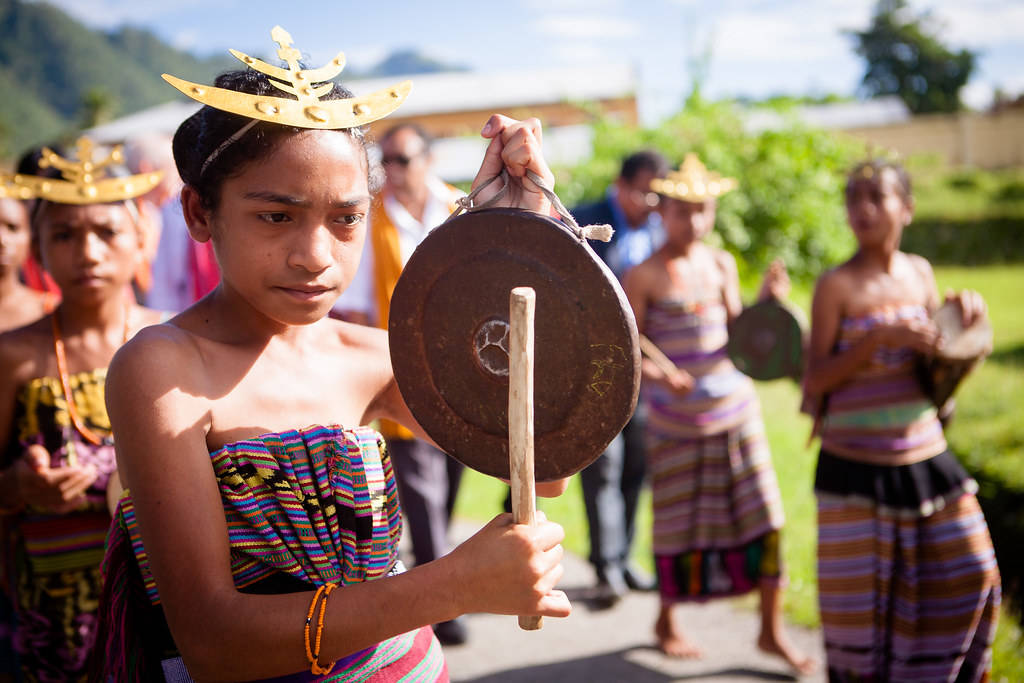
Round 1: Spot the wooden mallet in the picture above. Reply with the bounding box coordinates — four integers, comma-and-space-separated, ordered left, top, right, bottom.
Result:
508, 287, 542, 631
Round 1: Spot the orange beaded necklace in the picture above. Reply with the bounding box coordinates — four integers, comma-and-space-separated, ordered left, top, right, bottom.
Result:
51, 303, 130, 449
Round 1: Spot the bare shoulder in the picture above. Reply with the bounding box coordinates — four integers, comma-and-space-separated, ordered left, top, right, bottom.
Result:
711, 245, 738, 271
813, 263, 854, 307
623, 257, 657, 293
325, 318, 394, 394
108, 321, 207, 404
904, 251, 936, 283
0, 316, 53, 385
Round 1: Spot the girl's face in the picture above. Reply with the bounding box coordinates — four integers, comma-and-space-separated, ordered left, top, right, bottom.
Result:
659, 196, 715, 247
845, 167, 912, 251
34, 202, 141, 303
201, 129, 370, 326
0, 197, 31, 277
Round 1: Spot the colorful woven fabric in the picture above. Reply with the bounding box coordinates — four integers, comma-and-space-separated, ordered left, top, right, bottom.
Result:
819, 306, 947, 466
3, 370, 116, 683
817, 490, 1000, 681
102, 424, 450, 682
647, 416, 784, 603
121, 425, 402, 604
644, 298, 758, 438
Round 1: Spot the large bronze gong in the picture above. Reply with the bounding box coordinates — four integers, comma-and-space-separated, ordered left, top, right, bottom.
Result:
389, 208, 640, 481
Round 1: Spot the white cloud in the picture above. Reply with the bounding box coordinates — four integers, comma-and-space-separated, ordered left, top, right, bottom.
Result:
923, 1, 1024, 46
535, 14, 641, 39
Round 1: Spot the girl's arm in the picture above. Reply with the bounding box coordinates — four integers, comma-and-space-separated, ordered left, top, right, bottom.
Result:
717, 250, 745, 323
110, 328, 569, 681
0, 333, 96, 512
623, 262, 694, 394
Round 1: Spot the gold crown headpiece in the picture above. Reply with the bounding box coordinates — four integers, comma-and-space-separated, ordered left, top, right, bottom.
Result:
8, 137, 162, 205
649, 153, 737, 203
851, 144, 903, 180
163, 26, 411, 130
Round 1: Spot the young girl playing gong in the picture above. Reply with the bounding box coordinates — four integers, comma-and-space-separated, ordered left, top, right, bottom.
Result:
623, 154, 814, 674
805, 158, 1000, 681
0, 140, 164, 682
96, 28, 570, 682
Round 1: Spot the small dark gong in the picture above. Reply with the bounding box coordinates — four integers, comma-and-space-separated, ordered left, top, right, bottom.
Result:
726, 298, 807, 381
388, 208, 640, 481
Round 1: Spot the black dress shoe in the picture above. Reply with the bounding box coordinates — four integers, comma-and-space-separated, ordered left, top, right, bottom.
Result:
623, 565, 657, 592
592, 565, 628, 609
433, 617, 468, 646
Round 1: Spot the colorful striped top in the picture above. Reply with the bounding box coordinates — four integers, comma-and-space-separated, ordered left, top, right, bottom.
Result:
101, 425, 446, 683
7, 371, 116, 575
819, 306, 947, 466
643, 297, 758, 438
120, 424, 402, 604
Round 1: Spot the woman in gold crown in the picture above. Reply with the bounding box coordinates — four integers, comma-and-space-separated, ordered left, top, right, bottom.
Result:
0, 182, 53, 333
624, 155, 814, 673
0, 141, 164, 682
96, 28, 570, 682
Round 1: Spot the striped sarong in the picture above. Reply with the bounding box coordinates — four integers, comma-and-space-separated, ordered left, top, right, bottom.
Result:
817, 490, 1000, 681
647, 415, 784, 602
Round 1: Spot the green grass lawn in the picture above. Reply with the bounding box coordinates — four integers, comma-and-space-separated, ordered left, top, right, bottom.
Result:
452, 263, 1024, 680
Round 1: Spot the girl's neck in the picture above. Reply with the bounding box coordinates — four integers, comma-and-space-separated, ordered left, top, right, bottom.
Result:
0, 268, 25, 298
203, 284, 313, 347
661, 238, 699, 260
55, 293, 130, 337
853, 245, 899, 273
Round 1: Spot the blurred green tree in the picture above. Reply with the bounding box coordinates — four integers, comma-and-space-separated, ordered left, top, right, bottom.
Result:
556, 96, 862, 283
847, 0, 977, 113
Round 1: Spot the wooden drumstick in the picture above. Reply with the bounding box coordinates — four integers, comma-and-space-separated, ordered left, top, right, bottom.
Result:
639, 334, 683, 381
509, 287, 542, 631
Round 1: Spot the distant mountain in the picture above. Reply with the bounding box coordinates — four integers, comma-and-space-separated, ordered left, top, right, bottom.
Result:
360, 50, 469, 78
0, 0, 233, 158
0, 0, 466, 161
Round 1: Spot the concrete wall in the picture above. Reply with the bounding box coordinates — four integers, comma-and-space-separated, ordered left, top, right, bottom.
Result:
841, 110, 1024, 169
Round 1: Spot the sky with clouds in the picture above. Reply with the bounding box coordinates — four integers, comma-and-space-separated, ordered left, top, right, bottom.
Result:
40, 0, 1024, 123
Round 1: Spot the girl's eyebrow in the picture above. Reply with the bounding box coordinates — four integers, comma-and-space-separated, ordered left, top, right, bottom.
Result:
242, 191, 370, 209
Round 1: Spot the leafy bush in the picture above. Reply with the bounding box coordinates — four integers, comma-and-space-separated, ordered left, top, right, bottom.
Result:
556, 96, 863, 282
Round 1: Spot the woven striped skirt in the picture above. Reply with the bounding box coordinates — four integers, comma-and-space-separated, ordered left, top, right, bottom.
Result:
646, 415, 785, 602
158, 625, 447, 682
817, 490, 1000, 681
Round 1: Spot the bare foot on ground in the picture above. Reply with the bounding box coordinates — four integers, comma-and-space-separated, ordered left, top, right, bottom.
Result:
655, 609, 703, 659
758, 631, 817, 676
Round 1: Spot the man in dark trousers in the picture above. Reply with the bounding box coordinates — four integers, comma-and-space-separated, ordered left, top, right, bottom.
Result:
573, 149, 668, 608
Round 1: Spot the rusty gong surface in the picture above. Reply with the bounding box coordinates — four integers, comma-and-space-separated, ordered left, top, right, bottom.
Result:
389, 208, 640, 481
726, 299, 807, 381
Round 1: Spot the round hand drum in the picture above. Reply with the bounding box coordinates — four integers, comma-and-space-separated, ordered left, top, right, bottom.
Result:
917, 300, 993, 409
726, 298, 807, 381
389, 208, 640, 481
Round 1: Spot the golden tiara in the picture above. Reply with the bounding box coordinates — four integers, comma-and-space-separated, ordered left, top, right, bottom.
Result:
9, 137, 162, 205
163, 26, 411, 129
649, 153, 737, 203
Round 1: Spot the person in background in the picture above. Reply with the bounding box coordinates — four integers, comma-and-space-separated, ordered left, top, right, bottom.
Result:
804, 158, 1000, 681
624, 154, 814, 674
570, 150, 668, 606
0, 187, 51, 331
140, 134, 220, 312
0, 138, 164, 682
332, 122, 468, 645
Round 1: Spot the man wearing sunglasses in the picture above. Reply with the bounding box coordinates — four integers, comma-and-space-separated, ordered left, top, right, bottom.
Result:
332, 123, 468, 645
572, 149, 669, 608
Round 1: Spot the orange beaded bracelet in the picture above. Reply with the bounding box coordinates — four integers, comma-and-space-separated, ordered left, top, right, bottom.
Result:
311, 582, 339, 675
303, 585, 327, 668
